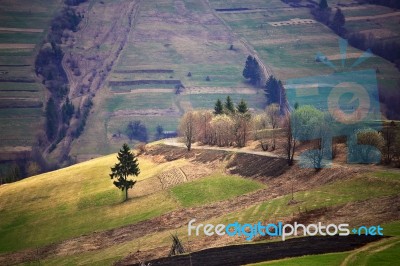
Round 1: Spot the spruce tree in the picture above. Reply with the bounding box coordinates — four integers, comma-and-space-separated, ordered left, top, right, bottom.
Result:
251, 57, 261, 86
110, 144, 140, 201
319, 0, 328, 10
224, 96, 235, 113
45, 98, 58, 141
242, 55, 254, 80
214, 99, 223, 115
237, 99, 249, 113
243, 55, 261, 86
332, 8, 345, 34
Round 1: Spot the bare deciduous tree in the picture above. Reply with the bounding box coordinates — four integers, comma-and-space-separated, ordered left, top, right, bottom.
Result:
179, 112, 195, 151
265, 104, 280, 150
282, 113, 296, 166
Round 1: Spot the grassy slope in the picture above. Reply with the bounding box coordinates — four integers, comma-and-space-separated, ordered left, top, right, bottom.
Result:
7, 155, 400, 265
0, 152, 263, 253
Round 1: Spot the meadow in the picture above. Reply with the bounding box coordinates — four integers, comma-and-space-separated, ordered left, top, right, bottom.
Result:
0, 153, 264, 252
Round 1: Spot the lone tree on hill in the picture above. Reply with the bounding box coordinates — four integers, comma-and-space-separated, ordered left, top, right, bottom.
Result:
110, 143, 140, 202
214, 99, 223, 115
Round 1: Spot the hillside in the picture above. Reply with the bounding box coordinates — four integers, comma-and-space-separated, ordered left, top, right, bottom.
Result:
0, 143, 399, 265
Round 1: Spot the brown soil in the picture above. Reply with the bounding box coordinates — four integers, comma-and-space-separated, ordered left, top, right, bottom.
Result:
127, 235, 384, 266
111, 108, 180, 117
346, 11, 400, 21
181, 87, 257, 95
0, 44, 35, 49
108, 80, 181, 86
0, 27, 43, 33
113, 88, 175, 94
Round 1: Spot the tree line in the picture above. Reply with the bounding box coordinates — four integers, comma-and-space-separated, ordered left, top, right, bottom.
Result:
179, 98, 400, 169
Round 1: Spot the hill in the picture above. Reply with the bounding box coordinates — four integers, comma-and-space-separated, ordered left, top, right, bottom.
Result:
0, 142, 399, 265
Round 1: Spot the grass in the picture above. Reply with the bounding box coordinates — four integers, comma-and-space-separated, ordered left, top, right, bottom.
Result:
171, 174, 265, 207
214, 174, 400, 225
105, 93, 176, 112
0, 154, 263, 253
0, 154, 179, 252
248, 252, 350, 266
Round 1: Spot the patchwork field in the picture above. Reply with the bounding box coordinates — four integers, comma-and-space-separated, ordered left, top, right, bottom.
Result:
209, 0, 400, 90
70, 0, 265, 159
0, 0, 61, 155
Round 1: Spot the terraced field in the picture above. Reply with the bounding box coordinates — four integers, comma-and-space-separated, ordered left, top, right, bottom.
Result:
70, 0, 266, 159
0, 0, 61, 162
209, 0, 400, 91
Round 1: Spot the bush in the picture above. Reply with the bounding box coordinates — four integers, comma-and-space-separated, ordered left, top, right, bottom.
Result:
126, 120, 148, 142
136, 142, 147, 155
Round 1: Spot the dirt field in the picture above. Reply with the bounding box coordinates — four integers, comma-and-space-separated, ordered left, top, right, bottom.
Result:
131, 235, 383, 266
0, 44, 35, 49
0, 27, 43, 33
346, 11, 400, 21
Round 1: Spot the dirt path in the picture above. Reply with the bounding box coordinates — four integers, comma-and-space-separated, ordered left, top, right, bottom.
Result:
163, 138, 289, 159
202, 0, 274, 85
55, 0, 142, 160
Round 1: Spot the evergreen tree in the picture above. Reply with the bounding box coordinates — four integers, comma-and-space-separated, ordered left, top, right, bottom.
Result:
110, 144, 139, 201
265, 76, 279, 105
265, 76, 287, 110
332, 8, 345, 34
237, 99, 249, 114
214, 99, 223, 115
45, 97, 58, 141
251, 57, 261, 86
224, 96, 235, 113
155, 125, 164, 140
319, 0, 328, 9
61, 97, 74, 124
242, 55, 254, 80
242, 55, 261, 86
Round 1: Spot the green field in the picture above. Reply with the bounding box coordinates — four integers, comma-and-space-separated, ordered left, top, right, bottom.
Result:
0, 152, 263, 252
171, 174, 264, 207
